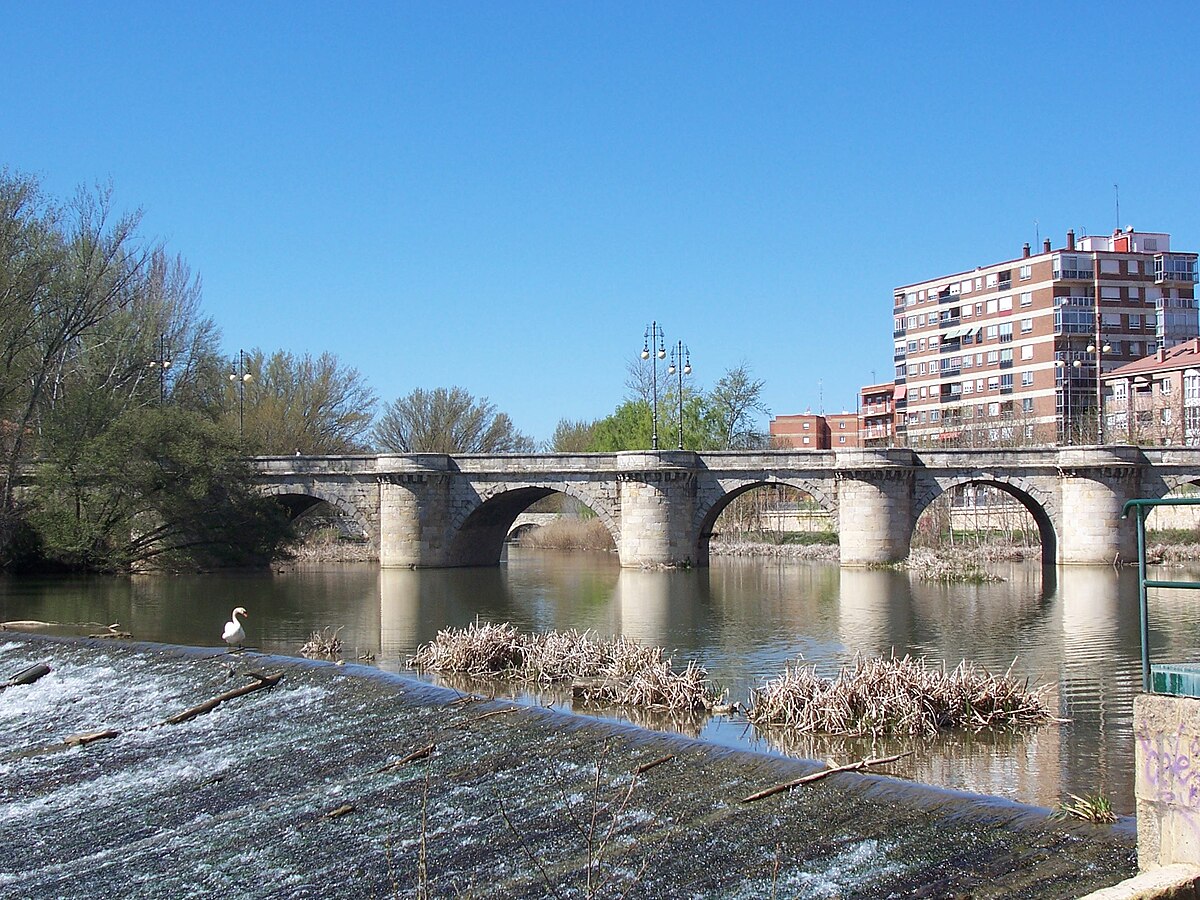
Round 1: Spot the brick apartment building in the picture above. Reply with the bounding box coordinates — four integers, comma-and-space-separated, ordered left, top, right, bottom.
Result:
1102, 337, 1200, 445
769, 412, 860, 448
859, 381, 898, 445
893, 228, 1199, 446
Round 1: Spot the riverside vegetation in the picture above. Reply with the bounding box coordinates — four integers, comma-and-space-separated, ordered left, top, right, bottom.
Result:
409, 622, 1055, 737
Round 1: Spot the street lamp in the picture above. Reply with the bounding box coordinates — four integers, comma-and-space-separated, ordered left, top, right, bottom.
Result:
147, 334, 171, 404
1056, 357, 1083, 444
229, 349, 253, 442
1087, 340, 1112, 443
667, 341, 692, 450
641, 322, 666, 450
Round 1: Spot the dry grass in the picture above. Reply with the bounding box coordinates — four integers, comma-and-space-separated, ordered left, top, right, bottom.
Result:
301, 626, 344, 658
892, 548, 1002, 583
516, 518, 615, 551
408, 622, 718, 712
748, 653, 1053, 737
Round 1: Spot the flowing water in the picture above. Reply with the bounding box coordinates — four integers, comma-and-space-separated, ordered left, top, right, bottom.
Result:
3, 550, 1197, 819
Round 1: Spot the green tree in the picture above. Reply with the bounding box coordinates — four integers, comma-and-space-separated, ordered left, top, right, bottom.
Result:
588, 400, 653, 451
709, 362, 769, 449
231, 349, 377, 454
372, 387, 535, 454
26, 405, 293, 572
0, 173, 153, 548
550, 418, 598, 452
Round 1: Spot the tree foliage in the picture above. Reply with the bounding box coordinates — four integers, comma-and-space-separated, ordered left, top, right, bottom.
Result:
231, 349, 377, 454
372, 387, 536, 454
550, 418, 598, 453
0, 170, 297, 572
26, 406, 293, 572
584, 360, 769, 451
708, 362, 769, 449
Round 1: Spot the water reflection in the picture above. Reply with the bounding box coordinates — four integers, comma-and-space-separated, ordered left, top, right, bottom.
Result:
8, 552, 1200, 815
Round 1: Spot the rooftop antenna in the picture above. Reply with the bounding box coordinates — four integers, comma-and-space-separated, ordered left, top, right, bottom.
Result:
818, 379, 824, 415
1034, 219, 1039, 247
1114, 183, 1120, 231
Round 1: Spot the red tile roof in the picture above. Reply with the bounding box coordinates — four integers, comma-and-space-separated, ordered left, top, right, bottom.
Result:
1104, 338, 1200, 380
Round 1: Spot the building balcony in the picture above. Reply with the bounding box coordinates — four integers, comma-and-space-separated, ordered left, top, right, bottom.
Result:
1053, 267, 1095, 281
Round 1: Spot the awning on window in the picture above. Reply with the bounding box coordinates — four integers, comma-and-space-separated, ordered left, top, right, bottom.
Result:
893, 385, 907, 401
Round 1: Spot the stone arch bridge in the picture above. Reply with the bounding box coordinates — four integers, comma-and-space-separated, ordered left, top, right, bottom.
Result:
252, 447, 1200, 569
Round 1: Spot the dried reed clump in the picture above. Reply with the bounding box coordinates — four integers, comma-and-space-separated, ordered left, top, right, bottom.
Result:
748, 654, 1053, 737
894, 548, 1002, 583
407, 623, 717, 712
301, 626, 344, 658
407, 620, 527, 676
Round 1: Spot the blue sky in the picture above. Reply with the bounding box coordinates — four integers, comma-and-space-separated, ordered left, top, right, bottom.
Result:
4, 2, 1199, 443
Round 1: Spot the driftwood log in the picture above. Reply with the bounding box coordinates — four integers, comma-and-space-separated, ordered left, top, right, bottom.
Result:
376, 743, 436, 773
1, 662, 51, 691
161, 672, 283, 726
740, 751, 914, 803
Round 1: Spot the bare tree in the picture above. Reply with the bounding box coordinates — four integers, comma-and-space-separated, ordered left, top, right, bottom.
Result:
372, 387, 535, 454
236, 349, 377, 454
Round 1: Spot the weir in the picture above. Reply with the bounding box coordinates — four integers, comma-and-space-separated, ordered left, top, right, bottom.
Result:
254, 445, 1200, 568
0, 636, 1137, 897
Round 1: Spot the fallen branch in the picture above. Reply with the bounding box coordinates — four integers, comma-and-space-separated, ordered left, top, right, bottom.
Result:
634, 754, 676, 775
740, 751, 913, 803
376, 743, 436, 773
161, 672, 283, 726
453, 707, 516, 727
63, 729, 121, 748
322, 803, 355, 819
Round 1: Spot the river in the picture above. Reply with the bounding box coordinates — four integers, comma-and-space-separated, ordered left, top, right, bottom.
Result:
3, 550, 1196, 817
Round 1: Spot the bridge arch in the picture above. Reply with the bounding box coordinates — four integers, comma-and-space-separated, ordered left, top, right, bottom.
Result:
692, 476, 838, 566
259, 485, 373, 542
912, 474, 1058, 566
448, 482, 620, 567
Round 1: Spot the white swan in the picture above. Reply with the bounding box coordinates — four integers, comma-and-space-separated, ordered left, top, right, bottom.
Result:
222, 607, 248, 648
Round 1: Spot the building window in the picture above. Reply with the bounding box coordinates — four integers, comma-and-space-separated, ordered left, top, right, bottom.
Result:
1162, 408, 1173, 425
988, 376, 999, 390
986, 273, 998, 288
1129, 260, 1141, 275
1022, 398, 1034, 413
1000, 348, 1013, 364
1021, 371, 1034, 386
838, 435, 846, 443
1000, 373, 1014, 390
1130, 314, 1142, 329
999, 296, 1013, 312
1162, 378, 1173, 395
930, 410, 940, 422
1020, 292, 1032, 307
999, 323, 1013, 341
802, 436, 810, 444
986, 325, 999, 340
839, 421, 846, 428
1021, 345, 1034, 360
1019, 265, 1032, 281
987, 351, 999, 364
1020, 318, 1033, 333
986, 299, 998, 314
802, 422, 810, 429
988, 402, 1000, 416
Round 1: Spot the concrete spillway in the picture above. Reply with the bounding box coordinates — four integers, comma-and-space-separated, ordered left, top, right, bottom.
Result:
0, 636, 1135, 898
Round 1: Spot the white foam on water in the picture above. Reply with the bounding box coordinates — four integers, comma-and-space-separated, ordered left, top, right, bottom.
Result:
718, 839, 908, 900
0, 738, 241, 826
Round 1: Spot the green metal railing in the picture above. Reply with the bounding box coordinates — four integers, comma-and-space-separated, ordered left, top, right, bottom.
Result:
1122, 498, 1200, 692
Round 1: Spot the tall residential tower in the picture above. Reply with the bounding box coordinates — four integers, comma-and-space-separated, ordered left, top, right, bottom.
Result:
893, 229, 1198, 445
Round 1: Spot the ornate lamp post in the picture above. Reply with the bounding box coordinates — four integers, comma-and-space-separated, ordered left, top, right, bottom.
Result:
147, 334, 171, 404
667, 341, 691, 450
1087, 340, 1112, 443
641, 322, 666, 450
1056, 357, 1083, 445
229, 349, 253, 442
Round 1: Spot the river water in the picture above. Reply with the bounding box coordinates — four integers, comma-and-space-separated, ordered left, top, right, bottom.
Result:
3, 550, 1197, 817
